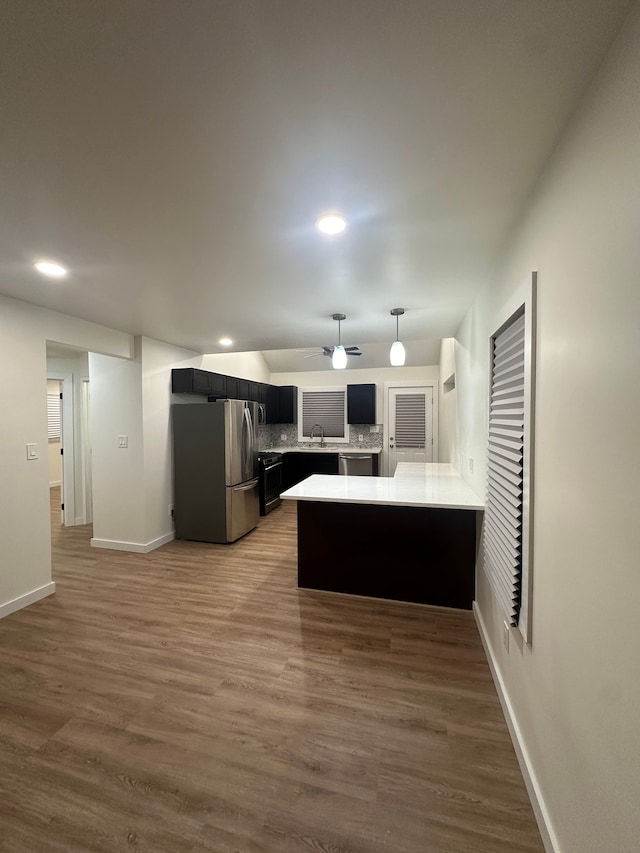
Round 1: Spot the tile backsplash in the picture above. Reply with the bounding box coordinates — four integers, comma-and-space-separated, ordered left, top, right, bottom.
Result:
258, 423, 384, 451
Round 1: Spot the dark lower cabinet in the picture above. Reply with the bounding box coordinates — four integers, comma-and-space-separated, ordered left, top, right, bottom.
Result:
282, 453, 339, 490
297, 501, 477, 609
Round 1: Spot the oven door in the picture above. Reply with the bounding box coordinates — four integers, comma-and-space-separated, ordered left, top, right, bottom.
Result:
260, 459, 283, 515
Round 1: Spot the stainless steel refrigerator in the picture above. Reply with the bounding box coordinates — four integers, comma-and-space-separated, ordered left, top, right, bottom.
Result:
172, 400, 259, 543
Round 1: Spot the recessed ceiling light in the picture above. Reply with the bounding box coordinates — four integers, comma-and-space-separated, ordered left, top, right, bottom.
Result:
315, 213, 347, 235
218, 337, 233, 346
34, 260, 68, 278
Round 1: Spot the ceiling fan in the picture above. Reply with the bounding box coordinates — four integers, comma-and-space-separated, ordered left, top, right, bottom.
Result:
297, 314, 362, 362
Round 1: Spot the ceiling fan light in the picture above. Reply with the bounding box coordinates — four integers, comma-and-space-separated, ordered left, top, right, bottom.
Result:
332, 345, 347, 369
390, 340, 406, 367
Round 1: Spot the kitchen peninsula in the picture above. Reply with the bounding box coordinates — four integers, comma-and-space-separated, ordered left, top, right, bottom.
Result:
281, 463, 484, 609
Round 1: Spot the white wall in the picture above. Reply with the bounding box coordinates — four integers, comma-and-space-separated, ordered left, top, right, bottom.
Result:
453, 7, 640, 851
437, 338, 457, 464
142, 337, 203, 544
201, 350, 270, 382
89, 336, 202, 551
89, 347, 145, 548
0, 293, 133, 618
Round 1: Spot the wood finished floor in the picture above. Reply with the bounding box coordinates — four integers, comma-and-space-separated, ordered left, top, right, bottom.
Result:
0, 488, 543, 852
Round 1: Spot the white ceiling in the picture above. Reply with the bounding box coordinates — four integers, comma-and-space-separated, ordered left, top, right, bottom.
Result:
2, 1, 632, 371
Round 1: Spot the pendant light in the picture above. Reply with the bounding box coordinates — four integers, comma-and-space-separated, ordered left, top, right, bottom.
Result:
332, 313, 348, 369
390, 308, 406, 366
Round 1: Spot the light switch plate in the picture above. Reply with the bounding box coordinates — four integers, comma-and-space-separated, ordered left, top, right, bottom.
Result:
26, 443, 39, 460
117, 435, 128, 448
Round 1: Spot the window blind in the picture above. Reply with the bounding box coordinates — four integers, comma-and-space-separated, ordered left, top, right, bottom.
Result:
484, 311, 525, 627
47, 393, 62, 440
395, 394, 426, 448
302, 390, 345, 438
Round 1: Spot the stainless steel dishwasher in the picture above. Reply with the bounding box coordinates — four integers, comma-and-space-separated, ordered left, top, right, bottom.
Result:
339, 453, 373, 476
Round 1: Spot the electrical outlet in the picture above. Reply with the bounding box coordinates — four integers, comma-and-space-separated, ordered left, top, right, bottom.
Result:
358, 434, 363, 442
469, 457, 474, 474
280, 433, 286, 442
503, 621, 510, 652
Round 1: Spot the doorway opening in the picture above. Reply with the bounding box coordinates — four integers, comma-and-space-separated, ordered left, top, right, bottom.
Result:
46, 378, 63, 526
46, 345, 93, 532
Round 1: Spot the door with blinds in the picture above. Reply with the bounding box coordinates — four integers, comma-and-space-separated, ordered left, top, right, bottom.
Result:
387, 386, 434, 474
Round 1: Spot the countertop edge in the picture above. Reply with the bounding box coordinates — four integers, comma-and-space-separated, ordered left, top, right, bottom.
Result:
280, 468, 485, 511
281, 493, 484, 511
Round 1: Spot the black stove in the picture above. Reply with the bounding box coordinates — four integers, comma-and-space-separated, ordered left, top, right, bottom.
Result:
257, 452, 283, 515
257, 451, 283, 466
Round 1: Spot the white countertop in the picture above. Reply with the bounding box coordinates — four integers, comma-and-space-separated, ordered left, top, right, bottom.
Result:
267, 446, 381, 455
280, 462, 484, 510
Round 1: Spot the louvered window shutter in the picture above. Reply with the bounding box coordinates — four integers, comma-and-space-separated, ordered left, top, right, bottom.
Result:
395, 394, 426, 448
47, 394, 62, 439
484, 312, 525, 627
302, 390, 346, 438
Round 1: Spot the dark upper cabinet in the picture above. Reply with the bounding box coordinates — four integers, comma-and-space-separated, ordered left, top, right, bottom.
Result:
225, 376, 239, 399
347, 384, 376, 424
172, 371, 296, 423
172, 368, 215, 396
277, 385, 298, 424
258, 383, 270, 404
236, 378, 250, 400
208, 373, 227, 398
266, 385, 280, 423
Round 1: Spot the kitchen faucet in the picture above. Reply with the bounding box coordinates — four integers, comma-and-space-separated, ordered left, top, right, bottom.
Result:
309, 424, 325, 447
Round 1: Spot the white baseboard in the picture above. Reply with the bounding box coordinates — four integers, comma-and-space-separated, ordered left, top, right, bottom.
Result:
90, 531, 175, 553
473, 601, 560, 853
0, 582, 56, 620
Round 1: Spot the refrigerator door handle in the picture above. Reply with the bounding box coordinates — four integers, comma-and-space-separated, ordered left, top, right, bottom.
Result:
242, 405, 250, 478
234, 478, 259, 492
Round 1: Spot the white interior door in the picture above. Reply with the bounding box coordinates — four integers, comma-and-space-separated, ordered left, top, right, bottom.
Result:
81, 379, 93, 524
387, 386, 434, 474
47, 372, 75, 526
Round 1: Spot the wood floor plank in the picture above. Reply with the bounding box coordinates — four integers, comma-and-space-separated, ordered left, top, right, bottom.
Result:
0, 489, 544, 851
